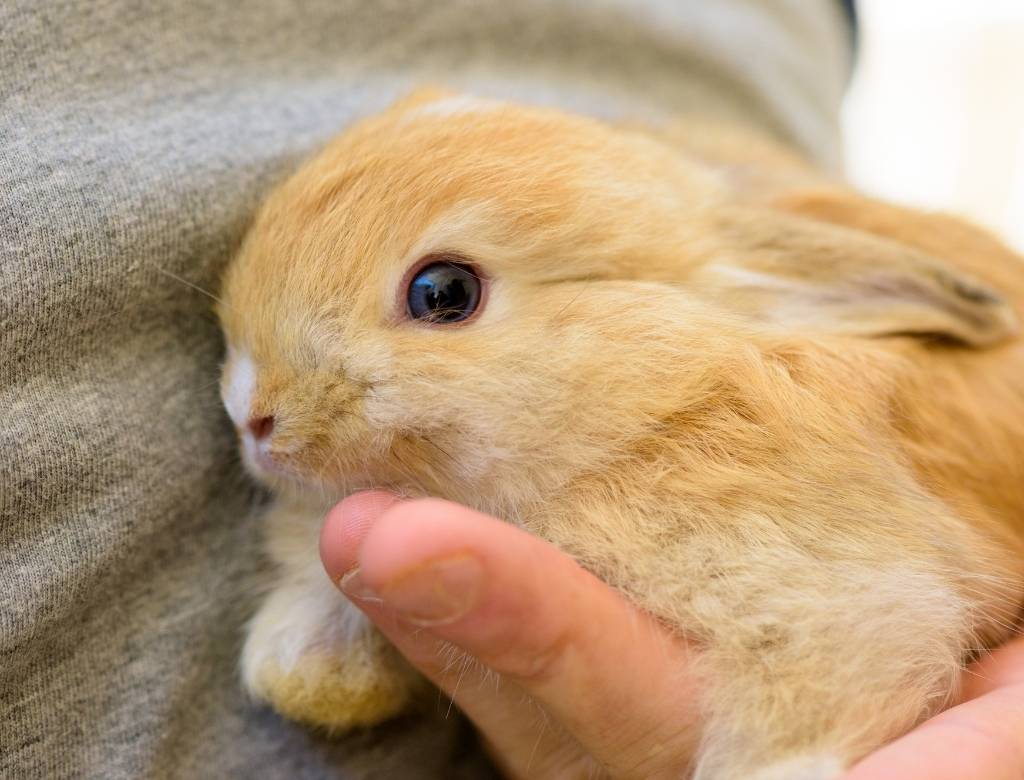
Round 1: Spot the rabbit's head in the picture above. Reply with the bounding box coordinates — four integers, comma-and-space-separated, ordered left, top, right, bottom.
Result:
218, 91, 1017, 511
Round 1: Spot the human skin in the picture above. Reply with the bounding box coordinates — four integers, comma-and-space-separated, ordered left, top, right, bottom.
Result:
320, 491, 1024, 780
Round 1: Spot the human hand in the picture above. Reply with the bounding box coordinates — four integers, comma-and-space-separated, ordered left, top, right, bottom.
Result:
845, 635, 1024, 780
319, 491, 703, 780
320, 491, 1024, 779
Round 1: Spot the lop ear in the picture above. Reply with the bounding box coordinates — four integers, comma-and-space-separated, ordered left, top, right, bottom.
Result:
698, 192, 1019, 347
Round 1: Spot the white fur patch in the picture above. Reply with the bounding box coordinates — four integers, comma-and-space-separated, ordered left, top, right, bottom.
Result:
223, 350, 255, 427
411, 95, 504, 119
743, 754, 845, 780
242, 567, 371, 688
704, 263, 804, 292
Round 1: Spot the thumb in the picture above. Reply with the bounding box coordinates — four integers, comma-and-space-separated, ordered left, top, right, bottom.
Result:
322, 493, 703, 780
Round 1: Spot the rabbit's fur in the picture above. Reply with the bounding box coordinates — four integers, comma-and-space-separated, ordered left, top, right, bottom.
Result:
218, 91, 1024, 778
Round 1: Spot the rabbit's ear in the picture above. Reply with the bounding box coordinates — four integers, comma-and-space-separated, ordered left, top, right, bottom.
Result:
699, 193, 1019, 347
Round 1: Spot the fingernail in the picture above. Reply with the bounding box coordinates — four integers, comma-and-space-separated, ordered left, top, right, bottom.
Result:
381, 555, 483, 627
338, 566, 385, 605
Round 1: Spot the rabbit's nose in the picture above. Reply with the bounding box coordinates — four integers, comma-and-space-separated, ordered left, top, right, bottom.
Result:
247, 415, 275, 440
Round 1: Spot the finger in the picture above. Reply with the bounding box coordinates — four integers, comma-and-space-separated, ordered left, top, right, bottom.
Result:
319, 489, 400, 576
845, 640, 1024, 780
324, 493, 593, 779
369, 612, 597, 780
322, 494, 702, 780
960, 635, 1024, 701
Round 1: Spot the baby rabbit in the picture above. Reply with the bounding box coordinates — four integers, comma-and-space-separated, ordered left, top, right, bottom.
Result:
218, 90, 1024, 779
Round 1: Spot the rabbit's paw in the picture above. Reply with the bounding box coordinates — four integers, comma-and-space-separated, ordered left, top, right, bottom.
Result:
243, 585, 420, 730
247, 636, 416, 730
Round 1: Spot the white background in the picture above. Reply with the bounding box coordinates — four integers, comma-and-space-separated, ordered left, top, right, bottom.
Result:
844, 0, 1024, 249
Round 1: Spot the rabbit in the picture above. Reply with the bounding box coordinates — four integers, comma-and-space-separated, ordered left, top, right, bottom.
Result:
217, 90, 1024, 779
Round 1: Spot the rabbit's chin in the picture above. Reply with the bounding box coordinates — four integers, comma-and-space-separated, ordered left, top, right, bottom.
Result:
240, 461, 349, 506
251, 463, 442, 508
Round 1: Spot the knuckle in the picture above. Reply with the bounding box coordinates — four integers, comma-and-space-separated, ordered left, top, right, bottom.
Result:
485, 624, 576, 685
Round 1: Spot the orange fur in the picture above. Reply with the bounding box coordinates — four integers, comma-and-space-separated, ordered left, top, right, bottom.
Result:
218, 91, 1024, 778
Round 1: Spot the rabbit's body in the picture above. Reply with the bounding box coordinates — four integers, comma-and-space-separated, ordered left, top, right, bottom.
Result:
219, 92, 1024, 778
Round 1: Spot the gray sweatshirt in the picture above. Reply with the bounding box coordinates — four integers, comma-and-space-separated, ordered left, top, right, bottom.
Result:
0, 1, 851, 777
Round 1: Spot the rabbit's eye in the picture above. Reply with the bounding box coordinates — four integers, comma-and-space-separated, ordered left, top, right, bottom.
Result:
406, 260, 482, 323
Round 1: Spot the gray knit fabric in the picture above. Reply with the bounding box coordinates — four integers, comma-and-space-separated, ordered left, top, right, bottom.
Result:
0, 1, 850, 777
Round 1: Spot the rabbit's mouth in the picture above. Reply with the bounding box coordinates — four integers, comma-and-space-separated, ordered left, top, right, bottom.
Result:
237, 432, 307, 489
249, 441, 289, 478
